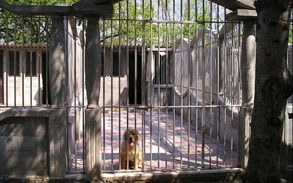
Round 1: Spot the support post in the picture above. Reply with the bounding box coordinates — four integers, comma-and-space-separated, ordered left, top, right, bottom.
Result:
85, 17, 101, 108
49, 109, 67, 176
239, 20, 256, 168
85, 108, 101, 178
49, 17, 66, 108
84, 16, 101, 178
48, 17, 67, 176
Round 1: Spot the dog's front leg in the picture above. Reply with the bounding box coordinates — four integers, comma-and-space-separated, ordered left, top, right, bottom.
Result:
121, 153, 126, 169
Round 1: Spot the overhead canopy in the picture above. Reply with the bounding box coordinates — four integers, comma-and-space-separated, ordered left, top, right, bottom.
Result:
0, 0, 122, 17
210, 0, 255, 10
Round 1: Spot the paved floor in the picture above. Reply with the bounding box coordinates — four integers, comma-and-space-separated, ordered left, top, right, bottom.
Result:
100, 109, 238, 171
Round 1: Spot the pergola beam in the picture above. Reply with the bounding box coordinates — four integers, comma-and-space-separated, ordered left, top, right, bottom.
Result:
210, 0, 255, 10
226, 9, 257, 21
0, 0, 117, 17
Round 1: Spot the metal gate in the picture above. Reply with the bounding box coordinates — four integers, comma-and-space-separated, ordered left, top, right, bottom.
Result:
100, 0, 242, 172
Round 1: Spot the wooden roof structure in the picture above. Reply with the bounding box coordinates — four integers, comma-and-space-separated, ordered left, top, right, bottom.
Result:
211, 0, 255, 10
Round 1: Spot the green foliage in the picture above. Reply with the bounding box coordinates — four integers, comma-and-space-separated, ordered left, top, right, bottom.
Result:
0, 0, 78, 44
1, 0, 78, 5
101, 0, 211, 46
0, 0, 212, 46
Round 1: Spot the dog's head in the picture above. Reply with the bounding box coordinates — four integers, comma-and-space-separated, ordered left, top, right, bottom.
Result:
123, 128, 141, 147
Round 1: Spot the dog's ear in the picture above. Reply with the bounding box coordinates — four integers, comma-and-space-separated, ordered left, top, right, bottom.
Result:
135, 129, 141, 141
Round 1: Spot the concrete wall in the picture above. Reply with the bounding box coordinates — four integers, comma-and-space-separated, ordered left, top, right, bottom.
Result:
0, 108, 66, 177
0, 116, 48, 176
173, 43, 241, 148
99, 48, 128, 106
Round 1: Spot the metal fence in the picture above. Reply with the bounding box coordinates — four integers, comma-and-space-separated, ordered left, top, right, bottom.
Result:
100, 0, 242, 172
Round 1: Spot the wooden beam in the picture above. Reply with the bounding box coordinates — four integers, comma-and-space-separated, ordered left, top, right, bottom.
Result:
210, 0, 255, 10
0, 0, 114, 17
226, 9, 257, 21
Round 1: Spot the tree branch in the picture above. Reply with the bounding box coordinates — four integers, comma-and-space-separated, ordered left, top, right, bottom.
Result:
100, 34, 119, 43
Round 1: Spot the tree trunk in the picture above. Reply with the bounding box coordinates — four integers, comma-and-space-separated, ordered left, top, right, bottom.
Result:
244, 1, 292, 183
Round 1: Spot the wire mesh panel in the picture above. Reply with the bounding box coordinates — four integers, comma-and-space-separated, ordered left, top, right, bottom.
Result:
100, 0, 242, 172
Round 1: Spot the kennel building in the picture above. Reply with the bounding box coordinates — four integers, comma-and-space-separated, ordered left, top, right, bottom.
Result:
0, 0, 292, 182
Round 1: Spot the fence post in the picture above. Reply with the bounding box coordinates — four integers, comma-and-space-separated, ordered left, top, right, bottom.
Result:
85, 108, 101, 179
48, 17, 67, 176
85, 17, 101, 108
49, 109, 67, 176
84, 16, 101, 179
239, 20, 256, 169
49, 16, 66, 108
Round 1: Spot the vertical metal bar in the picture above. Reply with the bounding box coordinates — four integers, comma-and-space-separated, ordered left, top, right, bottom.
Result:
157, 0, 161, 169
82, 18, 86, 173
126, 0, 130, 170
102, 18, 106, 170
180, 0, 183, 169
195, 0, 198, 22
172, 0, 176, 169
195, 13, 199, 169
187, 0, 191, 169
209, 1, 213, 169
237, 22, 242, 168
45, 17, 49, 106
143, 108, 146, 171
13, 18, 17, 107
71, 17, 76, 172
230, 23, 234, 167
22, 17, 25, 107
165, 0, 169, 170
118, 1, 122, 171
201, 0, 206, 169
134, 0, 138, 169
30, 16, 33, 107
38, 17, 41, 106
223, 7, 227, 167
142, 0, 146, 171
216, 4, 220, 167
110, 19, 114, 171
150, 0, 153, 170
5, 17, 9, 107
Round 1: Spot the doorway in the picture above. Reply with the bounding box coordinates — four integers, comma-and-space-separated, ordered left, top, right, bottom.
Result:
129, 52, 142, 105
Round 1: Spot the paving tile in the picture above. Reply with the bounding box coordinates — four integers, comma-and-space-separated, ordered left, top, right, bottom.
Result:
70, 111, 238, 172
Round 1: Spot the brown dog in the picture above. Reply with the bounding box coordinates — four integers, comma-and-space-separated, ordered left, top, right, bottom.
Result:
120, 128, 142, 169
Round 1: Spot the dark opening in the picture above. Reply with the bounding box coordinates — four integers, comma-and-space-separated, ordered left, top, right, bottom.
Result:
26, 51, 37, 76
153, 51, 172, 84
113, 52, 119, 76
0, 50, 3, 104
42, 52, 51, 105
101, 52, 121, 77
9, 51, 20, 76
129, 52, 142, 105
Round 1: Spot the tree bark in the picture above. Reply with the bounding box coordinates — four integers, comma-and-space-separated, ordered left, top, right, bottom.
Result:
244, 0, 292, 183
